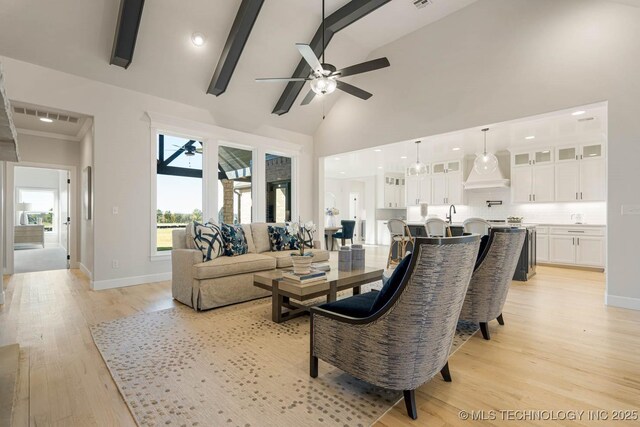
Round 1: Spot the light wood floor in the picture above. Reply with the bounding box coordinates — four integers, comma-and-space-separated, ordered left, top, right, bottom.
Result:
1, 247, 639, 426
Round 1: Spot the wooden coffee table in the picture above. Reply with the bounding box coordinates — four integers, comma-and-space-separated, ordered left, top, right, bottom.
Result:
253, 266, 383, 323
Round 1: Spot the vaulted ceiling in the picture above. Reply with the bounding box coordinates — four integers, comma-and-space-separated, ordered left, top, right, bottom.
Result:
0, 0, 476, 136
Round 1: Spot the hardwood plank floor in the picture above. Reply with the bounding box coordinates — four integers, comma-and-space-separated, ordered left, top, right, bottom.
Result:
1, 247, 639, 426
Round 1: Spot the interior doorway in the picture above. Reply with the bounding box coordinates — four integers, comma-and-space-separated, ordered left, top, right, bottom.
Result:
11, 166, 72, 273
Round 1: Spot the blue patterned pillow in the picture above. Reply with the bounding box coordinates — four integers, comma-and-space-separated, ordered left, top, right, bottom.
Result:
220, 223, 249, 256
267, 225, 300, 251
191, 221, 224, 261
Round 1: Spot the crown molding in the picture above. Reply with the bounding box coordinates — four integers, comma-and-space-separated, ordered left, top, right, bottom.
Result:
16, 128, 81, 142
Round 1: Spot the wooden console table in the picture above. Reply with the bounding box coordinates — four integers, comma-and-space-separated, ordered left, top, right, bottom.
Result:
14, 225, 45, 247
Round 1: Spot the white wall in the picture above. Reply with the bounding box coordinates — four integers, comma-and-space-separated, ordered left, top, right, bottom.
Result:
0, 56, 313, 289
79, 125, 94, 279
314, 0, 640, 310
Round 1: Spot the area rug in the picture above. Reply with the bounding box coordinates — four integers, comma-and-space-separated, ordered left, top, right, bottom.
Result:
91, 286, 479, 427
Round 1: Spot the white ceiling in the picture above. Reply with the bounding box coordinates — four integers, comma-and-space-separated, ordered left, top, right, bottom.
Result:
324, 102, 607, 179
11, 101, 91, 140
0, 0, 476, 136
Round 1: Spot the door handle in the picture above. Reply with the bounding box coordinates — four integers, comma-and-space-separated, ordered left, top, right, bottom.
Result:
576, 192, 578, 200
533, 194, 536, 201
580, 192, 583, 200
573, 237, 575, 245
577, 238, 580, 245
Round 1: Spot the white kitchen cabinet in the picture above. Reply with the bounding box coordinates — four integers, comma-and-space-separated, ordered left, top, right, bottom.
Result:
405, 176, 431, 206
511, 161, 554, 203
555, 144, 606, 202
549, 235, 577, 264
381, 174, 406, 208
431, 160, 463, 205
575, 236, 605, 267
536, 234, 549, 262
376, 220, 391, 245
543, 226, 605, 268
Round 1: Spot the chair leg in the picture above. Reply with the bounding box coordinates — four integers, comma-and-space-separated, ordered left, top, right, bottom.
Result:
497, 313, 505, 325
403, 390, 418, 420
386, 241, 394, 269
479, 322, 490, 340
310, 356, 318, 378
440, 362, 452, 382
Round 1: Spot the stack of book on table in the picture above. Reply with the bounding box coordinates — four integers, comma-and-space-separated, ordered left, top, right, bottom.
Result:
282, 269, 327, 285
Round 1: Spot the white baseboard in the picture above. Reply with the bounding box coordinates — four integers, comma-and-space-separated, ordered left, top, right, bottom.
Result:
78, 263, 92, 281
605, 294, 640, 311
92, 272, 172, 291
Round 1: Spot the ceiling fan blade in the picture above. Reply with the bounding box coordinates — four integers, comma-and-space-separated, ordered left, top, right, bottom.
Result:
300, 89, 316, 106
296, 43, 324, 75
255, 77, 310, 82
333, 57, 390, 78
336, 80, 372, 100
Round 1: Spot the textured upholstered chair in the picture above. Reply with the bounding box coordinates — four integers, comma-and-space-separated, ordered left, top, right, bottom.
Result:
386, 219, 412, 268
332, 220, 356, 246
310, 235, 481, 420
463, 217, 491, 236
425, 217, 451, 237
459, 228, 526, 340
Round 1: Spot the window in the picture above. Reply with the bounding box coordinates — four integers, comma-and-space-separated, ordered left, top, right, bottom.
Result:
265, 154, 292, 223
18, 189, 56, 232
156, 134, 203, 251
218, 146, 253, 224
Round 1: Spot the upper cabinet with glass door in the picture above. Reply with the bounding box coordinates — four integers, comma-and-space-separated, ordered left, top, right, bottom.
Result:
512, 149, 554, 167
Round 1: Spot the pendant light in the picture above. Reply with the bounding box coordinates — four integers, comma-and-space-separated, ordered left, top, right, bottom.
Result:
474, 128, 498, 174
407, 140, 428, 178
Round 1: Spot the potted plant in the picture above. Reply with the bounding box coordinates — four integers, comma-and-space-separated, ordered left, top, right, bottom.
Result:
287, 220, 317, 274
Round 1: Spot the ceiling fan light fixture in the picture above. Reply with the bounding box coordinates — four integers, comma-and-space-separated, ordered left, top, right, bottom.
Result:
310, 76, 337, 95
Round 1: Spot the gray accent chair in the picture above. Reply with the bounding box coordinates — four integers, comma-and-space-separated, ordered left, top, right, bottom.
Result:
459, 228, 526, 340
309, 235, 481, 420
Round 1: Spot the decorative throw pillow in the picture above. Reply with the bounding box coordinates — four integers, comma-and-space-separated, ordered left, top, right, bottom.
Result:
220, 223, 249, 256
191, 221, 224, 262
267, 225, 300, 251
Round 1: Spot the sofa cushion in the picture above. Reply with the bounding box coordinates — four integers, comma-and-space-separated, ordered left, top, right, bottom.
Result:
251, 223, 272, 253
268, 225, 300, 251
318, 291, 379, 318
191, 221, 224, 261
262, 249, 330, 268
371, 252, 412, 313
220, 223, 249, 256
193, 253, 276, 280
241, 224, 256, 253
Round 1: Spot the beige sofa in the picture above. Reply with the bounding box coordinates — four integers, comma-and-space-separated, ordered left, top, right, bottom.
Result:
171, 222, 330, 311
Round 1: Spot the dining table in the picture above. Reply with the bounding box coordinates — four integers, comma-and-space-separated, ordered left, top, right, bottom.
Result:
323, 226, 343, 251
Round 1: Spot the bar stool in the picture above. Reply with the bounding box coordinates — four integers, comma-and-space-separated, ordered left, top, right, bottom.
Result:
425, 218, 452, 237
386, 219, 413, 268
463, 217, 491, 236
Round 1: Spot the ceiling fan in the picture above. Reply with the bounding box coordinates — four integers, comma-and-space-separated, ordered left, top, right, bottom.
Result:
170, 142, 202, 157
255, 0, 390, 106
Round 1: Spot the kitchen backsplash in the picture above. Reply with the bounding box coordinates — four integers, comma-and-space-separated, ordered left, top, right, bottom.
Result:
407, 188, 606, 225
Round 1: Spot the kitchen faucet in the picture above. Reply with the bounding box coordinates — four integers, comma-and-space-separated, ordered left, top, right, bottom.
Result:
446, 204, 456, 224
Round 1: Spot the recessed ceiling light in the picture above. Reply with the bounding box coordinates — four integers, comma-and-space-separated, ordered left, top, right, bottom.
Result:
525, 135, 535, 140
39, 117, 53, 123
191, 32, 206, 47
400, 156, 407, 159
542, 150, 550, 154
377, 166, 383, 169
334, 157, 340, 161
373, 149, 382, 152
340, 171, 345, 174
452, 147, 461, 151
572, 110, 586, 116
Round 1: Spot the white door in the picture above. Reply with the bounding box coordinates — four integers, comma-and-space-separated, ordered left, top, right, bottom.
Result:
536, 234, 549, 262
532, 164, 555, 202
431, 174, 447, 205
575, 236, 605, 267
555, 162, 581, 202
580, 158, 606, 201
349, 192, 359, 241
511, 167, 532, 203
446, 173, 463, 205
549, 235, 576, 264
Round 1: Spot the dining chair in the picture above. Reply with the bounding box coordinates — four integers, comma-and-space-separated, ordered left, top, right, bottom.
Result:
386, 219, 412, 268
463, 217, 491, 236
425, 217, 451, 237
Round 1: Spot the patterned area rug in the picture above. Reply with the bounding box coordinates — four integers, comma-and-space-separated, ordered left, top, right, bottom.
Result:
91, 285, 479, 427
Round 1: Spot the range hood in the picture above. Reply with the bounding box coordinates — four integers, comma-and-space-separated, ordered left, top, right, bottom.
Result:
464, 159, 510, 190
